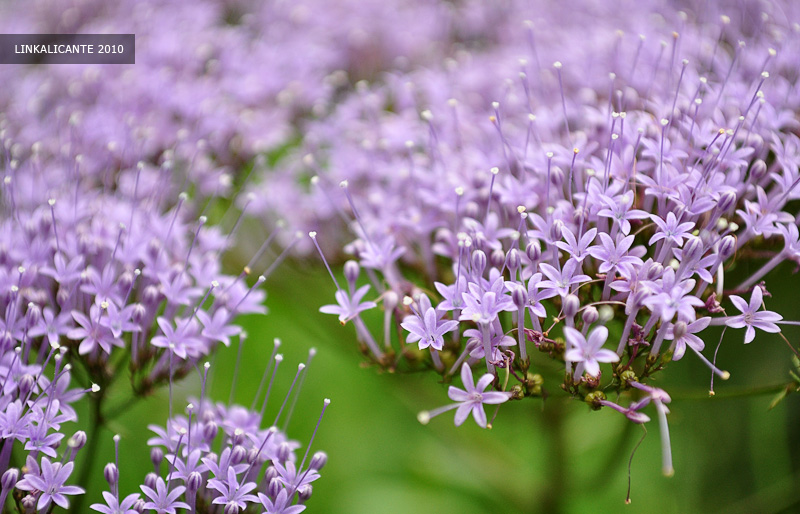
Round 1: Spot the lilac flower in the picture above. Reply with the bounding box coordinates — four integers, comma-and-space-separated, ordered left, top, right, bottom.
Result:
91, 491, 141, 514
538, 260, 591, 298
446, 363, 511, 428
258, 489, 306, 514
400, 294, 459, 351
586, 233, 641, 274
197, 308, 241, 347
141, 476, 190, 514
15, 458, 84, 511
563, 326, 619, 379
555, 227, 597, 262
68, 305, 124, 355
209, 467, 259, 511
648, 212, 695, 246
725, 287, 783, 344
459, 281, 514, 325
597, 192, 649, 235
664, 318, 710, 360
319, 285, 377, 324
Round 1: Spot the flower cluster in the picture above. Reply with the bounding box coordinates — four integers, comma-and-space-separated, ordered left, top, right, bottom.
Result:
300, 0, 800, 479
90, 348, 328, 514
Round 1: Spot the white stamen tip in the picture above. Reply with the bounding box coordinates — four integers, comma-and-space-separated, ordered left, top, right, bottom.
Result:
91, 384, 101, 393
308, 231, 317, 239
339, 180, 348, 188
417, 411, 431, 425
553, 61, 562, 69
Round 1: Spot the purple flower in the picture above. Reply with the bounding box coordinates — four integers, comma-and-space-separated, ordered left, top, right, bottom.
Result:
319, 285, 377, 323
258, 489, 306, 514
586, 233, 641, 274
725, 287, 783, 344
447, 363, 510, 428
538, 260, 591, 298
555, 227, 597, 263
459, 281, 514, 325
15, 457, 84, 511
91, 491, 141, 514
664, 318, 710, 360
597, 192, 649, 235
563, 326, 619, 379
400, 294, 458, 351
209, 466, 259, 511
141, 476, 190, 514
648, 212, 695, 246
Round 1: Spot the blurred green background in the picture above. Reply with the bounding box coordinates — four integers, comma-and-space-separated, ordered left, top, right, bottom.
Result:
72, 256, 800, 514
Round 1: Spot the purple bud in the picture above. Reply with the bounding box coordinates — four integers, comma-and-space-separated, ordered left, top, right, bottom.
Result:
526, 241, 541, 262
231, 444, 247, 465
490, 249, 505, 269
511, 286, 527, 309
647, 262, 664, 279
56, 287, 70, 307
276, 442, 292, 463
104, 463, 119, 486
750, 159, 767, 180
142, 285, 161, 305
717, 190, 736, 212
309, 451, 328, 471
133, 499, 146, 513
25, 303, 41, 330
297, 484, 313, 503
131, 304, 147, 325
550, 166, 564, 187
203, 421, 218, 442
187, 471, 203, 493
144, 472, 158, 490
247, 448, 260, 465
18, 374, 35, 396
582, 306, 599, 325
264, 465, 279, 484
682, 236, 703, 262
1, 468, 18, 490
383, 290, 399, 311
505, 249, 521, 271
719, 235, 736, 260
118, 270, 135, 292
267, 477, 282, 499
549, 219, 565, 243
69, 431, 87, 451
344, 260, 360, 285
22, 494, 36, 510
224, 503, 240, 514
563, 294, 580, 318
0, 331, 13, 352
471, 250, 487, 276
150, 448, 164, 472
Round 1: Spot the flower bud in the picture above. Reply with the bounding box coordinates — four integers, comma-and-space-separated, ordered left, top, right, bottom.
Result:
682, 236, 704, 262
224, 504, 239, 514
750, 159, 768, 180
276, 442, 292, 463
187, 471, 203, 493
144, 472, 158, 490
581, 306, 599, 325
267, 477, 282, 499
69, 431, 87, 451
18, 374, 35, 396
717, 189, 736, 212
550, 166, 564, 187
150, 448, 164, 472
471, 250, 487, 276
203, 421, 218, 442
383, 290, 399, 312
490, 248, 505, 269
526, 241, 541, 262
25, 303, 41, 330
310, 451, 328, 471
1, 468, 18, 490
505, 249, 521, 271
549, 219, 565, 243
511, 285, 527, 309
231, 445, 247, 465
344, 260, 360, 285
104, 463, 119, 486
563, 294, 580, 318
647, 262, 664, 279
133, 499, 146, 513
298, 484, 313, 503
719, 235, 736, 260
142, 285, 161, 305
21, 494, 36, 510
131, 303, 147, 325
56, 287, 70, 308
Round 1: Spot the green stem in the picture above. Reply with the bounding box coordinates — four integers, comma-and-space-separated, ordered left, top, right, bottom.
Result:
71, 392, 105, 514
